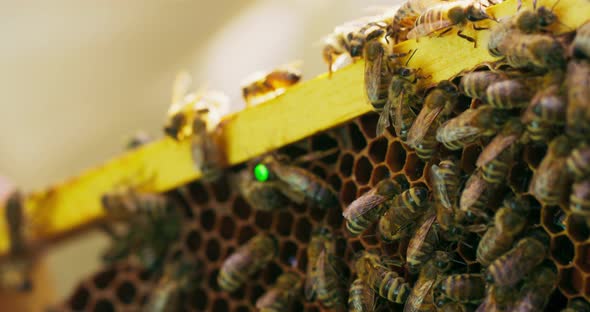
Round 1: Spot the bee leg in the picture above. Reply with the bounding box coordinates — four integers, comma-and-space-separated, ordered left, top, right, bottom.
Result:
473, 24, 489, 31
437, 27, 454, 38
457, 30, 477, 48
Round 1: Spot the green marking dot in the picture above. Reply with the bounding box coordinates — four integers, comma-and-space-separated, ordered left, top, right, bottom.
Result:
254, 164, 270, 182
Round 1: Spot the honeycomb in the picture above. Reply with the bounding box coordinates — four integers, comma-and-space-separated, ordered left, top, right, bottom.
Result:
54, 105, 590, 310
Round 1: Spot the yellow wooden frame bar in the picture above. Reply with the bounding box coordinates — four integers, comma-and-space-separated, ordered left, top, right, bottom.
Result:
0, 0, 587, 255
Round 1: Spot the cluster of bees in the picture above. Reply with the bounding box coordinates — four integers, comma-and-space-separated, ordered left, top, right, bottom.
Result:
209, 0, 590, 311
3, 0, 588, 311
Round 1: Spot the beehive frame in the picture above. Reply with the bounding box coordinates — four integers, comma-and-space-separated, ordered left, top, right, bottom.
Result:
2, 0, 590, 310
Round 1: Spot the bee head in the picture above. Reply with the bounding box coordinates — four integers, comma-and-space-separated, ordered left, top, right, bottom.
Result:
485, 272, 495, 283
465, 5, 489, 22
537, 6, 557, 27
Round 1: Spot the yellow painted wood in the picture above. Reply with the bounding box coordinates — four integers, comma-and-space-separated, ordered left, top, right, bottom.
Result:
0, 0, 587, 255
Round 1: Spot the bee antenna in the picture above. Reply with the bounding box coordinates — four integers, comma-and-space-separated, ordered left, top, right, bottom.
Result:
460, 241, 473, 249
451, 258, 466, 265
405, 49, 418, 66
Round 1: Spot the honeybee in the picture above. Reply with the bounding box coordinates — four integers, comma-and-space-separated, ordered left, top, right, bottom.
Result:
476, 119, 524, 184
562, 298, 590, 312
522, 85, 566, 143
476, 196, 529, 266
567, 144, 590, 180
236, 170, 289, 212
573, 21, 590, 59
256, 271, 302, 312
476, 284, 517, 312
356, 252, 411, 303
378, 186, 430, 242
1, 191, 33, 291
390, 0, 452, 42
407, 0, 490, 45
100, 189, 181, 270
218, 233, 277, 292
241, 62, 302, 107
305, 227, 335, 301
403, 251, 452, 312
436, 106, 508, 150
314, 249, 348, 311
378, 67, 422, 138
256, 154, 338, 210
512, 3, 559, 33
529, 135, 572, 206
164, 73, 229, 180
349, 277, 376, 312
435, 274, 486, 304
407, 81, 458, 161
485, 79, 532, 109
570, 180, 590, 226
147, 261, 201, 312
431, 159, 466, 240
343, 179, 404, 236
511, 264, 558, 312
101, 190, 171, 221
485, 231, 549, 287
321, 17, 375, 75
565, 60, 590, 141
459, 71, 506, 101
459, 169, 493, 221
504, 34, 565, 70
164, 72, 229, 141
364, 40, 392, 111
406, 214, 440, 272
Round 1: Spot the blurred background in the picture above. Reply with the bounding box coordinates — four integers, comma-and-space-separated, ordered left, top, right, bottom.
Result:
0, 0, 395, 305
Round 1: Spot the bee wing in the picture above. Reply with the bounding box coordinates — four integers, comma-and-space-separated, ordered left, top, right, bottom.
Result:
376, 100, 392, 136
343, 189, 388, 220
407, 214, 437, 261
476, 133, 519, 167
407, 19, 454, 40
392, 90, 405, 137
459, 173, 487, 212
407, 104, 443, 147
404, 279, 435, 312
436, 124, 481, 144
364, 48, 384, 103
304, 268, 318, 300
430, 165, 453, 209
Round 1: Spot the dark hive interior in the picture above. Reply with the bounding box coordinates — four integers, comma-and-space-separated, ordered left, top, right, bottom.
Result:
54, 109, 590, 311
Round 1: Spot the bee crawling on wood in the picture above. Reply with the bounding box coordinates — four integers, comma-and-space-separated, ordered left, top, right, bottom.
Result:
163, 72, 230, 181
241, 61, 302, 107
407, 0, 492, 47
